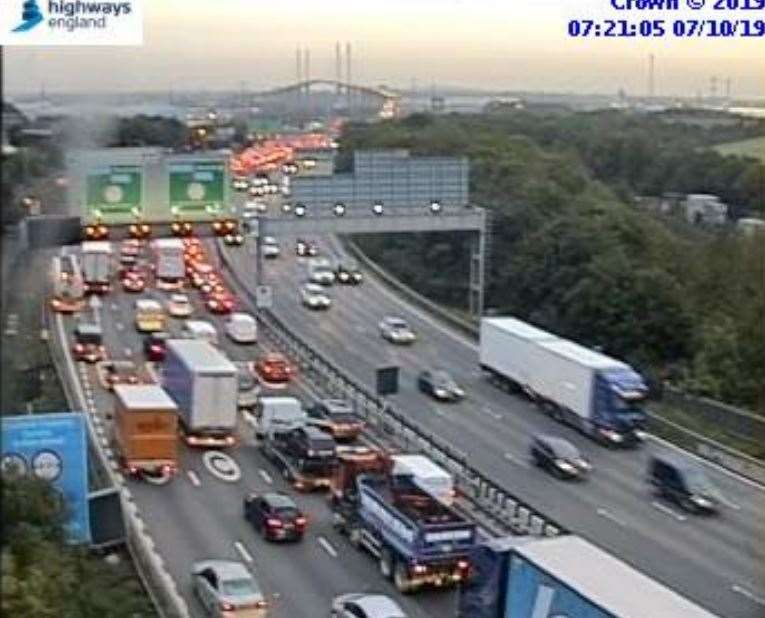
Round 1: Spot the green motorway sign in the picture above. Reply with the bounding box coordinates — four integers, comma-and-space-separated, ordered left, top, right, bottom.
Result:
85, 166, 142, 223
168, 161, 226, 220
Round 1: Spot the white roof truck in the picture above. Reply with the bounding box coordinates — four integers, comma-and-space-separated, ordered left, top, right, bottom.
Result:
391, 454, 455, 506
255, 396, 306, 439
152, 238, 185, 290
162, 339, 238, 447
80, 241, 112, 294
479, 317, 559, 396
479, 317, 649, 447
459, 535, 718, 618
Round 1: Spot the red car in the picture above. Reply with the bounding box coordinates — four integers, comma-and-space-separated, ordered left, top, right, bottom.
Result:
143, 331, 169, 362
254, 353, 293, 386
121, 271, 146, 293
206, 293, 234, 314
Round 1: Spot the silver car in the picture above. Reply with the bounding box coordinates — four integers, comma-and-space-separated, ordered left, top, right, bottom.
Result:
261, 236, 281, 259
379, 316, 416, 344
308, 258, 335, 285
301, 283, 331, 309
192, 560, 268, 617
331, 593, 406, 618
234, 362, 260, 410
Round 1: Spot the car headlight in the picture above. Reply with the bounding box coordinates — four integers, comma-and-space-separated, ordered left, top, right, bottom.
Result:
577, 459, 591, 471
452, 388, 465, 398
633, 429, 646, 440
691, 495, 711, 507
339, 272, 349, 281
556, 459, 576, 472
602, 429, 623, 443
434, 388, 448, 398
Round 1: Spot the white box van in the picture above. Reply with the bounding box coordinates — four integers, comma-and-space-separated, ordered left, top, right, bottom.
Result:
181, 320, 219, 346
256, 396, 306, 439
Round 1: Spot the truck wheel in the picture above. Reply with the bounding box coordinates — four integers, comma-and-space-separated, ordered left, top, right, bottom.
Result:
379, 548, 393, 580
394, 561, 413, 594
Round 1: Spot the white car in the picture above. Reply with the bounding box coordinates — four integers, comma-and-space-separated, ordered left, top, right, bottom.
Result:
301, 283, 331, 309
261, 236, 281, 259
242, 201, 267, 219
167, 294, 193, 318
379, 316, 416, 344
308, 258, 335, 285
331, 593, 406, 618
225, 312, 257, 344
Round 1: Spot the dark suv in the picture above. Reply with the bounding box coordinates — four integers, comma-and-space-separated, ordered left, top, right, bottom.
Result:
335, 259, 363, 285
282, 426, 337, 469
243, 492, 307, 541
648, 455, 719, 514
307, 399, 364, 442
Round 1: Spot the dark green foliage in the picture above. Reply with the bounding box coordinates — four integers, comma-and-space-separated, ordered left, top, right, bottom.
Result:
1, 476, 156, 617
346, 112, 765, 411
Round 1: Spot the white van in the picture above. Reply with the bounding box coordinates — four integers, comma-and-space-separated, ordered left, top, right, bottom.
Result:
224, 312, 257, 344
181, 320, 219, 346
256, 396, 306, 439
391, 454, 455, 505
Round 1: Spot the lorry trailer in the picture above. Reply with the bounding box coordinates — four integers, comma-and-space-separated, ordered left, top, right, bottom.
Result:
152, 238, 185, 290
162, 339, 238, 447
479, 317, 648, 446
459, 534, 717, 618
80, 241, 112, 294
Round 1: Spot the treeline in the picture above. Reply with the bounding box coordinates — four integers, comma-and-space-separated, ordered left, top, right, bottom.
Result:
1, 476, 156, 617
346, 112, 764, 411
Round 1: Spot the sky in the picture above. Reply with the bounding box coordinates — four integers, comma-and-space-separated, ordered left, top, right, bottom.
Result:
4, 0, 765, 98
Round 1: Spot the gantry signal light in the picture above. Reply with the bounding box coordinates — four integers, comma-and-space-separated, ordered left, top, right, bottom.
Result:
372, 202, 384, 216
294, 204, 306, 217
333, 203, 346, 217
430, 201, 442, 214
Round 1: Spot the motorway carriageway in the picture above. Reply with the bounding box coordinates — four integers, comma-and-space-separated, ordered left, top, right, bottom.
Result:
57, 243, 454, 618
220, 234, 765, 618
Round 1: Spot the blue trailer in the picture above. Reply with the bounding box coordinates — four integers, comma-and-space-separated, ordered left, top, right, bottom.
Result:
330, 449, 476, 593
459, 535, 718, 618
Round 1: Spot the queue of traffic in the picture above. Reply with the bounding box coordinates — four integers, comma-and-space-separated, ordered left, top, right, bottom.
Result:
51, 230, 724, 617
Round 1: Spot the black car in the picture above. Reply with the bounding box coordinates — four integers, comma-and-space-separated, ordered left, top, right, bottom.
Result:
307, 399, 364, 442
530, 434, 591, 480
335, 259, 363, 285
417, 369, 465, 401
648, 455, 719, 513
243, 492, 307, 541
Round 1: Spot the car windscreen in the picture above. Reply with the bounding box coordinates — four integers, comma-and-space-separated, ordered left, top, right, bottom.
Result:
433, 371, 456, 387
684, 467, 716, 493
221, 577, 259, 597
76, 330, 102, 344
549, 439, 580, 459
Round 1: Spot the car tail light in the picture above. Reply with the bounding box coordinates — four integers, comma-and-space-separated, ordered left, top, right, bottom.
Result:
266, 518, 283, 528
457, 560, 470, 572
413, 564, 428, 574
75, 344, 84, 352
220, 601, 235, 612
150, 344, 162, 353
295, 516, 307, 528
86, 226, 95, 236
97, 225, 107, 235
141, 224, 150, 233
224, 435, 235, 446
98, 345, 106, 352
127, 465, 138, 475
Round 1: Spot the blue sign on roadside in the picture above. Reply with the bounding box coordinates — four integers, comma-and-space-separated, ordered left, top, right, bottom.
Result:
1, 413, 90, 543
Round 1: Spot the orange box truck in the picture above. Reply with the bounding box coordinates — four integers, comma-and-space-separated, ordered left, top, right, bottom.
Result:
113, 384, 179, 483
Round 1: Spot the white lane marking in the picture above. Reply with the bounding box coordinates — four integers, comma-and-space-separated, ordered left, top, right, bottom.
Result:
111, 303, 118, 311
234, 541, 254, 564
479, 406, 502, 421
186, 471, 201, 487
258, 469, 273, 485
243, 411, 257, 428
202, 451, 242, 483
651, 501, 687, 522
124, 348, 133, 356
714, 494, 741, 511
596, 508, 628, 527
116, 322, 124, 331
646, 434, 765, 492
504, 452, 530, 468
732, 584, 765, 607
317, 536, 338, 558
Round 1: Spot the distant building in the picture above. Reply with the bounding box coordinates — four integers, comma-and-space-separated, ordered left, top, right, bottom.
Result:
290, 149, 469, 211
684, 194, 728, 225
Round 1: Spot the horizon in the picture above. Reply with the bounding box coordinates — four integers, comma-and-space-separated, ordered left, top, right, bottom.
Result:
3, 0, 764, 98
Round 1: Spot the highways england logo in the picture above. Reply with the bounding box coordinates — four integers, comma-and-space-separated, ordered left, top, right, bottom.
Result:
1, 0, 143, 45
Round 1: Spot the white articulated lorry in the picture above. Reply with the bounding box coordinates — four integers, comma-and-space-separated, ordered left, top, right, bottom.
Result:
162, 339, 238, 447
480, 317, 649, 447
